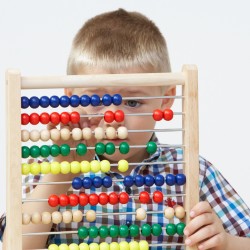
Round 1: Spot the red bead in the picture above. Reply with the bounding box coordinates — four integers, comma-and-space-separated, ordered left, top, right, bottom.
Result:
48, 194, 59, 207
114, 110, 124, 122
163, 109, 174, 121
39, 112, 50, 124
153, 190, 163, 203
104, 111, 115, 123
139, 191, 150, 204
60, 112, 70, 124
59, 194, 69, 206
70, 111, 80, 124
29, 113, 40, 125
79, 193, 89, 206
153, 109, 163, 121
50, 112, 60, 125
69, 194, 79, 206
119, 192, 129, 204
21, 113, 30, 125
98, 193, 109, 205
109, 192, 119, 205
89, 193, 99, 206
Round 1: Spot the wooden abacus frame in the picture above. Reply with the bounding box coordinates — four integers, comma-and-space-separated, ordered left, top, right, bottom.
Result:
5, 65, 199, 250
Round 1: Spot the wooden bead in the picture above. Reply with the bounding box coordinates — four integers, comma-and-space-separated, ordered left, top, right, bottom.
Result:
85, 210, 96, 222
22, 213, 31, 225
31, 212, 42, 224
62, 210, 73, 224
105, 127, 117, 139
175, 205, 185, 219
82, 127, 92, 140
52, 211, 62, 224
42, 211, 52, 224
60, 128, 71, 141
94, 127, 104, 140
72, 210, 83, 223
136, 208, 147, 221
117, 126, 128, 139
40, 129, 50, 141
72, 128, 82, 140
164, 207, 175, 219
21, 130, 30, 142
30, 130, 40, 142
50, 128, 61, 141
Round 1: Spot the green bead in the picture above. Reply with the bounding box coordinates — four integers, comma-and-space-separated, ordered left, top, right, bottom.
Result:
60, 144, 70, 156
99, 225, 109, 238
166, 223, 176, 236
105, 142, 115, 155
119, 142, 130, 154
22, 146, 30, 158
146, 141, 157, 154
151, 223, 162, 236
129, 224, 139, 237
119, 225, 129, 238
176, 222, 186, 236
76, 143, 87, 156
40, 145, 50, 158
141, 224, 151, 237
95, 142, 105, 155
109, 225, 119, 238
50, 145, 60, 157
78, 226, 88, 239
89, 226, 99, 238
30, 145, 40, 158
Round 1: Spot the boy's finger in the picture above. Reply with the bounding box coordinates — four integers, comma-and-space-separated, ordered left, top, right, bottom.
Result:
190, 201, 212, 218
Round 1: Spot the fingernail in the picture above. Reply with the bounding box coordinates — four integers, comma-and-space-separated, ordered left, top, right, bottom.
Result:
184, 229, 189, 236
185, 238, 191, 245
190, 210, 195, 217
198, 244, 204, 249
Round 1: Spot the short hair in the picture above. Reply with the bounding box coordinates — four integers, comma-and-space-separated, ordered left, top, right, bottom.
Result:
67, 8, 171, 74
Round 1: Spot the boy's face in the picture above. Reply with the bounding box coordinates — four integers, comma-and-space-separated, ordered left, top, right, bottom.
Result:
66, 67, 175, 165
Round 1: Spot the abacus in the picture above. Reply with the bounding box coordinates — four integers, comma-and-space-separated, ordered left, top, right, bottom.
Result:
5, 65, 199, 250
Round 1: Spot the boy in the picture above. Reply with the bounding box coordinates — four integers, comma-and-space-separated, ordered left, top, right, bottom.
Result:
1, 8, 250, 250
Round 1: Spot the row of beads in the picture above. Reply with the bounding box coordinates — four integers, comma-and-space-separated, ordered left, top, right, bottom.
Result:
21, 94, 123, 109
21, 141, 157, 158
22, 160, 129, 175
21, 126, 128, 142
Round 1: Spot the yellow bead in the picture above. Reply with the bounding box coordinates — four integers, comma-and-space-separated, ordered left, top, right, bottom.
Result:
79, 243, 90, 250
175, 205, 185, 219
119, 241, 129, 250
109, 242, 119, 250
99, 242, 109, 250
89, 243, 99, 250
100, 160, 111, 173
118, 159, 129, 172
69, 243, 80, 250
22, 163, 30, 175
90, 160, 101, 173
129, 241, 139, 250
51, 161, 61, 174
30, 162, 41, 175
80, 161, 91, 173
60, 161, 71, 174
71, 161, 81, 174
59, 244, 69, 250
139, 240, 149, 250
48, 244, 59, 250
40, 162, 51, 174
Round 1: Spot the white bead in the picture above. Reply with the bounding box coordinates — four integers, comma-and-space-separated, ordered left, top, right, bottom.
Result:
117, 126, 128, 139
164, 207, 175, 219
31, 212, 42, 224
30, 130, 40, 142
72, 128, 82, 140
60, 128, 71, 141
94, 127, 105, 140
175, 205, 185, 219
50, 128, 61, 141
86, 210, 96, 222
22, 213, 31, 225
82, 127, 92, 140
136, 208, 147, 220
40, 129, 51, 141
62, 210, 73, 224
42, 211, 52, 224
105, 127, 117, 139
72, 210, 83, 222
52, 211, 62, 224
21, 130, 30, 142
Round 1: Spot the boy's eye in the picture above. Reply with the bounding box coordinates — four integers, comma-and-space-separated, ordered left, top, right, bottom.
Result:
125, 100, 141, 108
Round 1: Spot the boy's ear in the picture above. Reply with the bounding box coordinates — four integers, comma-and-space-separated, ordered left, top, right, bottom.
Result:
161, 86, 176, 109
64, 88, 72, 96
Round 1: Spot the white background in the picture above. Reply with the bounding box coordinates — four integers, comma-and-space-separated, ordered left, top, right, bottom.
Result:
0, 0, 250, 246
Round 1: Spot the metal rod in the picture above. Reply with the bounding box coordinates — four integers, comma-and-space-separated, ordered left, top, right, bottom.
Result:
122, 95, 183, 100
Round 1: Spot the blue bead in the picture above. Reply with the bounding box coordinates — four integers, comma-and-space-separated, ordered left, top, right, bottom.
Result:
112, 94, 122, 106
123, 176, 134, 187
80, 95, 91, 106
70, 95, 80, 107
93, 176, 103, 188
155, 174, 164, 186
90, 94, 101, 106
21, 96, 29, 109
134, 175, 144, 187
50, 95, 60, 108
102, 94, 112, 106
175, 174, 186, 185
144, 174, 154, 186
29, 96, 40, 108
72, 177, 82, 190
39, 96, 50, 108
166, 174, 175, 186
82, 177, 92, 189
102, 176, 112, 188
60, 95, 70, 107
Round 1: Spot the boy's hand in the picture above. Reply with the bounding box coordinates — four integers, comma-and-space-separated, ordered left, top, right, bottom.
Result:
184, 201, 229, 250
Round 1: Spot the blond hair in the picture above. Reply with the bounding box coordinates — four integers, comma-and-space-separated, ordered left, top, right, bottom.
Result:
67, 9, 171, 74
